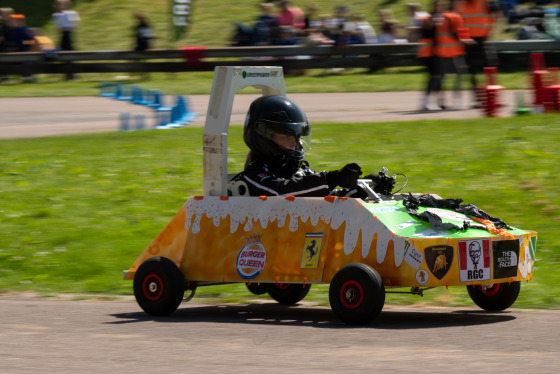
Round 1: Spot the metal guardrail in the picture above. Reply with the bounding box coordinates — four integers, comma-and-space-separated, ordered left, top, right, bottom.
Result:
1, 40, 560, 75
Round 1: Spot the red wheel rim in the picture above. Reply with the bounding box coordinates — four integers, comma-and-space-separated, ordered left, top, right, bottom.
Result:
478, 284, 501, 297
339, 280, 364, 309
143, 273, 164, 301
275, 283, 290, 290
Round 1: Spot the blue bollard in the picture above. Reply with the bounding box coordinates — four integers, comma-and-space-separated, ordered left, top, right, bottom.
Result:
116, 84, 133, 101
135, 114, 146, 130
120, 112, 131, 131
99, 81, 116, 98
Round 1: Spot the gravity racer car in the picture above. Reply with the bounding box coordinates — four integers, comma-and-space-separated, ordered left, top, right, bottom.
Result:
123, 67, 537, 325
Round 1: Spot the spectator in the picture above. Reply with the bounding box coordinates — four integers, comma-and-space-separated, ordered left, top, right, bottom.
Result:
417, 0, 443, 110
343, 13, 377, 44
457, 0, 499, 107
0, 8, 14, 82
377, 9, 399, 43
254, 3, 279, 45
52, 0, 80, 80
133, 12, 154, 51
0, 8, 14, 53
9, 15, 34, 53
231, 3, 279, 46
302, 15, 336, 46
232, 22, 257, 46
303, 4, 316, 30
52, 0, 80, 51
277, 0, 305, 30
418, 0, 470, 110
406, 3, 429, 42
299, 4, 335, 46
328, 6, 348, 30
442, 0, 471, 110
303, 4, 320, 30
274, 25, 299, 45
8, 14, 36, 82
326, 6, 349, 44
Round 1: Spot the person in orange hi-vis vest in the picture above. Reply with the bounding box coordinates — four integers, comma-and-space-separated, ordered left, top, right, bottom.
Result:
417, 1, 440, 111
418, 0, 472, 111
457, 0, 500, 107
437, 0, 473, 110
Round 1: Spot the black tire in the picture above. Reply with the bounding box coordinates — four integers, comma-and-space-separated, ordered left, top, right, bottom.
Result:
268, 283, 311, 304
467, 281, 521, 311
329, 263, 385, 325
133, 256, 185, 316
246, 282, 270, 295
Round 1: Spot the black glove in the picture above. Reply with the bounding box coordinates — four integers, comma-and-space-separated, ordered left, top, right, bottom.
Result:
327, 163, 362, 189
364, 173, 396, 195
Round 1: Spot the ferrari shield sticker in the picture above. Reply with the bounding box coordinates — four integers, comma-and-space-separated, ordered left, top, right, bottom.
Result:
300, 233, 323, 269
458, 239, 491, 282
236, 234, 266, 280
492, 240, 519, 279
425, 245, 453, 280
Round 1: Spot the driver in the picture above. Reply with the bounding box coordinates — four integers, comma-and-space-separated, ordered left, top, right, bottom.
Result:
235, 95, 395, 197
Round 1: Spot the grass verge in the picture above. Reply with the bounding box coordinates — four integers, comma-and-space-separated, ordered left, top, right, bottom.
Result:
0, 68, 533, 98
1, 115, 558, 308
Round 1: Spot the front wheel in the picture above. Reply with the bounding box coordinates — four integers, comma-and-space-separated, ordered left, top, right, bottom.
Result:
268, 283, 311, 304
329, 263, 385, 325
246, 282, 270, 295
133, 256, 185, 316
467, 281, 521, 311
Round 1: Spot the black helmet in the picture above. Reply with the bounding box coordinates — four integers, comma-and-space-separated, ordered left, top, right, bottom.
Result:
243, 95, 311, 175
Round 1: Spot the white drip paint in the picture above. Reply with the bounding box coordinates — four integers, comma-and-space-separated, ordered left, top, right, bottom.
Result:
183, 197, 403, 263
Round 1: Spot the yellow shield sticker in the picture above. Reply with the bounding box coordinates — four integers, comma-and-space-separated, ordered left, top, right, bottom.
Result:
300, 233, 323, 269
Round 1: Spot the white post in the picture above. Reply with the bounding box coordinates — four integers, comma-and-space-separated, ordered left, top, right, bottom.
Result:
202, 66, 286, 196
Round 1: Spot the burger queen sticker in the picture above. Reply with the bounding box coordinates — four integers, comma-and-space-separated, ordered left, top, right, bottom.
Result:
236, 234, 267, 280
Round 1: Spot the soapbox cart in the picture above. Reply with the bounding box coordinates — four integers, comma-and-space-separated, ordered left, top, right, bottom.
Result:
123, 67, 537, 325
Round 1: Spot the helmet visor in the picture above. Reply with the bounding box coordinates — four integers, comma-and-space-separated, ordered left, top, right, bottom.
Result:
255, 119, 311, 152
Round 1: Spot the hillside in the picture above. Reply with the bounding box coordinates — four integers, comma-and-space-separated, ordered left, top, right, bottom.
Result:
0, 0, 516, 50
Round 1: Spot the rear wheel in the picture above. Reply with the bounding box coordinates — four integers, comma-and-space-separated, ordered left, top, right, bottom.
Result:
268, 283, 311, 304
467, 281, 520, 311
329, 263, 385, 325
133, 257, 185, 316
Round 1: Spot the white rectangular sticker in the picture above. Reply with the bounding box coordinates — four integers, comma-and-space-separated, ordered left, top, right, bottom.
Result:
403, 241, 424, 270
370, 206, 399, 214
396, 220, 416, 230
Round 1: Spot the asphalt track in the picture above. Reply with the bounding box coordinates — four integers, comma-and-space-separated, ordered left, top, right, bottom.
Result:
1, 294, 559, 374
0, 90, 524, 139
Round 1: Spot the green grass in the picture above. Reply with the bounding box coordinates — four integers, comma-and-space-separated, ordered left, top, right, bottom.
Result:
0, 68, 534, 97
1, 115, 559, 309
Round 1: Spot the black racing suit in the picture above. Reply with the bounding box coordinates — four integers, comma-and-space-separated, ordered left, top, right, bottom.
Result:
237, 160, 358, 197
